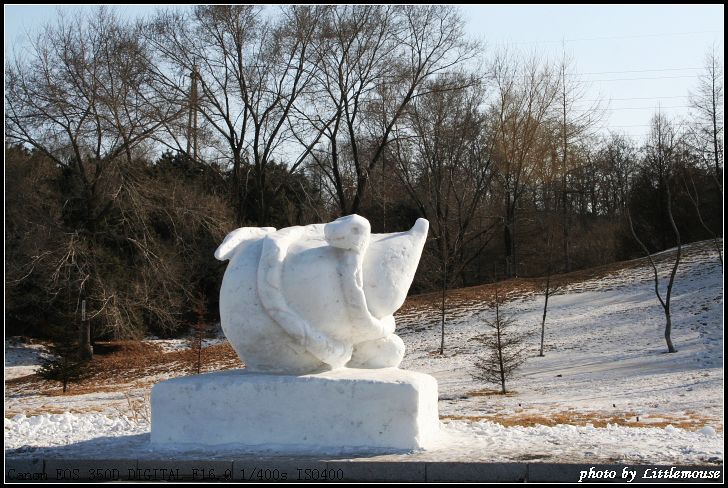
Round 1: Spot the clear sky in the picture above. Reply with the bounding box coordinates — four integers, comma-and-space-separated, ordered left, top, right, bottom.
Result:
459, 5, 724, 140
4, 4, 724, 142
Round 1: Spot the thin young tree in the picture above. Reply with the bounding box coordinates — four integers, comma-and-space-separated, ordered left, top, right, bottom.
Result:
188, 293, 211, 375
538, 223, 563, 357
471, 280, 528, 394
626, 113, 682, 353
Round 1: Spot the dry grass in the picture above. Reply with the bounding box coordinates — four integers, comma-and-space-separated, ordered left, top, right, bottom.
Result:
465, 388, 518, 397
5, 404, 107, 418
5, 340, 243, 397
441, 410, 723, 432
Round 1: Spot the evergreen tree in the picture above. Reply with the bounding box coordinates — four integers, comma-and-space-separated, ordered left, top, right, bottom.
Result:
37, 335, 92, 393
471, 285, 528, 394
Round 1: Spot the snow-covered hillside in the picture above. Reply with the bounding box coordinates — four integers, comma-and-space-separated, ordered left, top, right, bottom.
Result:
4, 240, 724, 464
398, 241, 723, 427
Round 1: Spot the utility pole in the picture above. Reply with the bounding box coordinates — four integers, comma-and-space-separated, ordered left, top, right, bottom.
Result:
79, 298, 93, 360
186, 63, 199, 161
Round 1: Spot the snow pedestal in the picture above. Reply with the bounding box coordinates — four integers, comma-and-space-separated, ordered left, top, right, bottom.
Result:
150, 368, 439, 451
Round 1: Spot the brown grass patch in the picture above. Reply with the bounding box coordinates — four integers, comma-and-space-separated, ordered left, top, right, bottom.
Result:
5, 340, 244, 397
465, 388, 517, 397
4, 404, 110, 418
441, 410, 722, 432
441, 411, 723, 432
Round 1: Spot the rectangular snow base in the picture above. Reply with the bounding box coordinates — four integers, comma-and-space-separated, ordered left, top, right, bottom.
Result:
151, 368, 439, 451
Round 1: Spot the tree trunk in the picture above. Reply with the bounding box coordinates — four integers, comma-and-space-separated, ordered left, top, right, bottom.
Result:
663, 176, 681, 353
504, 192, 514, 277
562, 187, 571, 273
439, 238, 447, 355
79, 321, 93, 360
79, 299, 92, 360
540, 273, 550, 357
495, 286, 506, 394
711, 58, 721, 189
664, 308, 677, 353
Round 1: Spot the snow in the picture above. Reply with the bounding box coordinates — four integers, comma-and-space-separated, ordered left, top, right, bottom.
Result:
141, 337, 226, 353
4, 338, 50, 381
397, 241, 723, 425
5, 240, 723, 464
5, 413, 148, 452
151, 368, 439, 450
4, 414, 723, 465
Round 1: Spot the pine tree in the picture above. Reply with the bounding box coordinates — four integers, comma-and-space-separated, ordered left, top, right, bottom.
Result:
471, 285, 528, 394
37, 335, 92, 393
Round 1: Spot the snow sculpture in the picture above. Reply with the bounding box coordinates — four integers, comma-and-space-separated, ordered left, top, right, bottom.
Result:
151, 215, 440, 451
214, 214, 429, 374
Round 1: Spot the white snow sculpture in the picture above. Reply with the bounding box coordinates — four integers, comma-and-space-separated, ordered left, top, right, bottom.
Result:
151, 215, 440, 451
214, 214, 429, 374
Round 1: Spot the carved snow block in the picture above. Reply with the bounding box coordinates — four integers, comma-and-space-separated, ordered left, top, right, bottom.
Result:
151, 368, 439, 451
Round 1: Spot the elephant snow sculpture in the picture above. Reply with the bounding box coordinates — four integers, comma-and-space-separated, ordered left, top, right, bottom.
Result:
215, 215, 429, 374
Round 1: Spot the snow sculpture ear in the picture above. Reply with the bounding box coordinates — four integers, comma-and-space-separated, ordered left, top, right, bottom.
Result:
214, 227, 276, 261
324, 214, 370, 252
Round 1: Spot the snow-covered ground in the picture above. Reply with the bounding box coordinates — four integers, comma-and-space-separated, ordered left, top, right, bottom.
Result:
4, 413, 722, 465
398, 241, 723, 427
5, 338, 50, 381
4, 241, 723, 464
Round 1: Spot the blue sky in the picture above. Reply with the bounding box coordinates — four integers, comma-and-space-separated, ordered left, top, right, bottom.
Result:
4, 4, 724, 141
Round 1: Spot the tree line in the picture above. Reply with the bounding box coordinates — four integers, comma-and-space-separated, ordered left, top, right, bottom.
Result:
5, 6, 723, 341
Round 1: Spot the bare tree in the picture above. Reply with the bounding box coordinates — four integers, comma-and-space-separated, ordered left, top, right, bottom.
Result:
593, 133, 639, 217
627, 113, 682, 353
306, 5, 479, 216
147, 5, 327, 225
554, 51, 605, 272
680, 163, 723, 269
471, 282, 528, 394
300, 5, 398, 215
5, 7, 230, 339
393, 78, 497, 354
688, 46, 723, 192
489, 50, 559, 277
5, 8, 182, 337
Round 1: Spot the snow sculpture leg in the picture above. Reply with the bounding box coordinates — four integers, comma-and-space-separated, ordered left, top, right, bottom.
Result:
348, 334, 406, 369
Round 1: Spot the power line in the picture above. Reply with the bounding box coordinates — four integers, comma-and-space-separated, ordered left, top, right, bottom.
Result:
576, 67, 702, 75
574, 105, 691, 111
513, 29, 721, 44
600, 124, 657, 128
574, 74, 698, 82
582, 95, 689, 102
596, 120, 692, 129
563, 30, 720, 43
